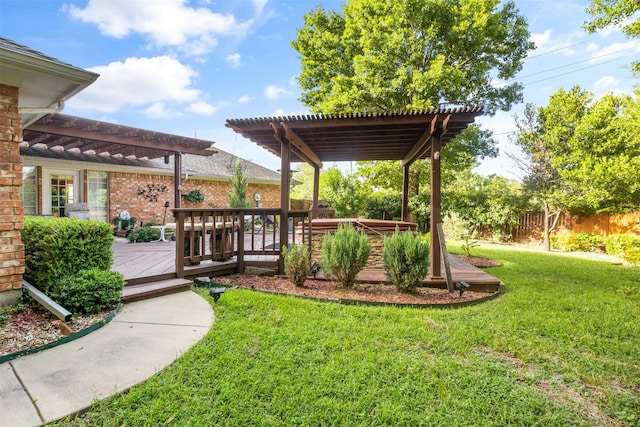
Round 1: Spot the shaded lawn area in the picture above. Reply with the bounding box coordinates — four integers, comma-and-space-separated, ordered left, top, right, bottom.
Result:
53, 244, 639, 426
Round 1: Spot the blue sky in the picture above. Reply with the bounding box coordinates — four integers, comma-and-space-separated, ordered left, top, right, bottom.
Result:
1, 0, 638, 179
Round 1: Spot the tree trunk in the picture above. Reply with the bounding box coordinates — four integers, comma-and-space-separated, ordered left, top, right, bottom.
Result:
543, 201, 551, 251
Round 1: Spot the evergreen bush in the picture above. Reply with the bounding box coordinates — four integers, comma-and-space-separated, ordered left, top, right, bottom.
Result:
22, 216, 114, 294
128, 225, 161, 243
383, 229, 430, 293
321, 223, 370, 288
283, 243, 311, 287
56, 268, 124, 314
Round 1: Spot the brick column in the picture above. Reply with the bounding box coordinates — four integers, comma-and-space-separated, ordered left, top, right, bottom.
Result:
0, 84, 25, 305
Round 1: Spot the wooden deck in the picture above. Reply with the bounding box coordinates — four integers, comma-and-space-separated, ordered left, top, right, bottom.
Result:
112, 239, 502, 294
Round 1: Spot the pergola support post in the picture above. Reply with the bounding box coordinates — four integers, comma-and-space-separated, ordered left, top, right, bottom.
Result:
401, 164, 410, 221
174, 152, 182, 208
278, 137, 291, 274
311, 165, 320, 219
429, 131, 443, 279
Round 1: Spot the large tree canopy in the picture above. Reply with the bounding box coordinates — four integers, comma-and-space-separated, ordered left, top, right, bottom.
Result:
292, 0, 534, 115
512, 86, 640, 239
584, 0, 640, 74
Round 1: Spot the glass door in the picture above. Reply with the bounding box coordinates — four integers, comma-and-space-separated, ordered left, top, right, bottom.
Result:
50, 174, 75, 217
43, 170, 80, 217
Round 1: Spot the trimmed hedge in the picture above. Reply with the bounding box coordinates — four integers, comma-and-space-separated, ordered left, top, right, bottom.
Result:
56, 268, 124, 314
22, 216, 114, 295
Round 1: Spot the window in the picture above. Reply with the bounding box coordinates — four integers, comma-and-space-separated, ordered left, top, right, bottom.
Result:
88, 171, 108, 221
21, 166, 37, 215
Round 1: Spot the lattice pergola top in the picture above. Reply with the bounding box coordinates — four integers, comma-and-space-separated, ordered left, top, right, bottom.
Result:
23, 113, 216, 160
226, 108, 482, 167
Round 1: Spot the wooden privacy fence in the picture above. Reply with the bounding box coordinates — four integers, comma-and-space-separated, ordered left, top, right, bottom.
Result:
513, 211, 640, 242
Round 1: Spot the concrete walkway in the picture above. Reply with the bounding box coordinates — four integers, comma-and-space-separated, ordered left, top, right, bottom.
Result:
0, 291, 214, 427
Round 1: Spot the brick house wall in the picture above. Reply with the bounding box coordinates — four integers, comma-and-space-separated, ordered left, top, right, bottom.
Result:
108, 172, 280, 226
0, 84, 25, 303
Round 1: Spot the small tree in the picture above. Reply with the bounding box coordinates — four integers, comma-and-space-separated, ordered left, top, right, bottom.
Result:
383, 230, 430, 293
283, 243, 312, 287
229, 158, 250, 208
321, 223, 370, 288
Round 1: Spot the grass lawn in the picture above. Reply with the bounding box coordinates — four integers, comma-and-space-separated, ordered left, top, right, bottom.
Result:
53, 244, 639, 426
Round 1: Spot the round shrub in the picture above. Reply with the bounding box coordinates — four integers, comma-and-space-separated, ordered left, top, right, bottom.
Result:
283, 243, 311, 287
56, 269, 125, 314
383, 230, 430, 292
321, 223, 370, 288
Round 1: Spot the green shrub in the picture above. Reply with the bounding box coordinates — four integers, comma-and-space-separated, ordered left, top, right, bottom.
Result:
553, 232, 605, 253
623, 247, 640, 266
56, 269, 124, 314
283, 243, 311, 287
321, 223, 370, 288
383, 230, 430, 293
22, 216, 114, 294
128, 225, 161, 243
605, 234, 640, 258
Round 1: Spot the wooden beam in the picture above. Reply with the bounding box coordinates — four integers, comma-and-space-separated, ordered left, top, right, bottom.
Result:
27, 123, 216, 157
429, 131, 443, 280
401, 115, 438, 167
281, 123, 323, 168
441, 114, 451, 138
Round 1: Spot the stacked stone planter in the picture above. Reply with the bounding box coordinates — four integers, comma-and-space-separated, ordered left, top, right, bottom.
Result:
297, 218, 419, 269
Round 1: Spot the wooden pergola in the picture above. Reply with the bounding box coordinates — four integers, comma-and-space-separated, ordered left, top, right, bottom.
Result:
23, 113, 217, 207
226, 108, 483, 280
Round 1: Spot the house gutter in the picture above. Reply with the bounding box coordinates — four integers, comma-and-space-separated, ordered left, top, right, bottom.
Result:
22, 280, 72, 323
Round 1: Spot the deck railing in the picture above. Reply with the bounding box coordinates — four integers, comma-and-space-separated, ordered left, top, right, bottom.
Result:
172, 208, 311, 278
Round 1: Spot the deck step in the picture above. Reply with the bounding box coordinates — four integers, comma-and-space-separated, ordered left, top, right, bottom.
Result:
122, 278, 193, 302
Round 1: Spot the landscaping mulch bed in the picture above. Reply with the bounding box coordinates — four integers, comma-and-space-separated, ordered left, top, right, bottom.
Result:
0, 306, 111, 358
214, 275, 492, 306
213, 255, 501, 306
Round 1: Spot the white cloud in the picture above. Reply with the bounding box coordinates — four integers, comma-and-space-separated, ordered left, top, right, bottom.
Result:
67, 0, 254, 55
593, 75, 620, 90
587, 40, 640, 63
528, 30, 587, 58
530, 29, 552, 50
238, 95, 253, 104
252, 0, 268, 14
226, 53, 241, 68
67, 56, 200, 113
272, 107, 311, 117
144, 102, 171, 119
186, 101, 218, 115
264, 84, 292, 100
